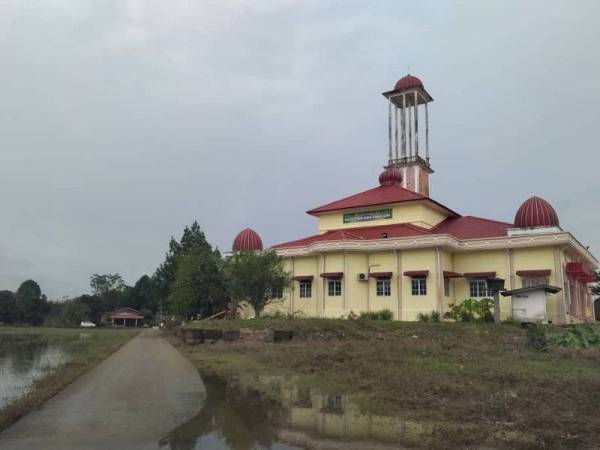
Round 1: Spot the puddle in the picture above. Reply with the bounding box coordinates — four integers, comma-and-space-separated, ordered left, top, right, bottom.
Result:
0, 335, 71, 409
159, 375, 427, 449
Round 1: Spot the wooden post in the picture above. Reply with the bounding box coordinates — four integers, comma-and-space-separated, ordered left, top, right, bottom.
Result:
414, 91, 419, 157
494, 291, 501, 324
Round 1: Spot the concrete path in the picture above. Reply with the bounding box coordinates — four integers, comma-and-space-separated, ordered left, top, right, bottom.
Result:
0, 329, 206, 450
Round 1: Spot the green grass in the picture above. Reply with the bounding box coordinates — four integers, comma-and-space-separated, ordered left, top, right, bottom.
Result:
0, 326, 139, 432
176, 319, 600, 449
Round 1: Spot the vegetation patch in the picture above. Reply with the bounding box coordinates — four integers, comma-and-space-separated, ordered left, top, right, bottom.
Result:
175, 319, 600, 449
0, 327, 139, 432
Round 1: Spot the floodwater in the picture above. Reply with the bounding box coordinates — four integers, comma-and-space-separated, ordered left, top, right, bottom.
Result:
0, 334, 71, 409
159, 375, 425, 450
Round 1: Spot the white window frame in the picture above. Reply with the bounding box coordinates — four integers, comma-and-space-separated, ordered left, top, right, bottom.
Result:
327, 279, 342, 296
376, 278, 391, 296
411, 277, 427, 296
469, 279, 493, 298
299, 280, 312, 298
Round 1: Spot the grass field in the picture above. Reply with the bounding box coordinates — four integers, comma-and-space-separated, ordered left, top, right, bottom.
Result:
0, 326, 139, 432
177, 318, 600, 449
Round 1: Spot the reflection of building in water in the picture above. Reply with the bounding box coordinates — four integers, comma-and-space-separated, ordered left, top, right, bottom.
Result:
279, 383, 432, 447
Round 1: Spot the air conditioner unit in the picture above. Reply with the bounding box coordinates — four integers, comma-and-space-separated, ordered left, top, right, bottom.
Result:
358, 273, 368, 281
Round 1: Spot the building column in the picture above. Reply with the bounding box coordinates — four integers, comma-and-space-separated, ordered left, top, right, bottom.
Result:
435, 247, 443, 315
343, 252, 348, 316
396, 250, 402, 320
425, 100, 429, 162
388, 98, 393, 163
401, 94, 407, 157
414, 91, 419, 157
289, 257, 295, 315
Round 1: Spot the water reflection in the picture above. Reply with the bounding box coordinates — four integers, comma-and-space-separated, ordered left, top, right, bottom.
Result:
160, 375, 430, 450
159, 376, 293, 450
0, 335, 71, 409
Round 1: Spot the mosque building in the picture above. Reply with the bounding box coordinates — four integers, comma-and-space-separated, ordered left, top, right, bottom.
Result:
232, 74, 597, 323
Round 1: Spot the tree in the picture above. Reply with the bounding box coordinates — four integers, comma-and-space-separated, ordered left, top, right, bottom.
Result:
154, 221, 213, 311
128, 275, 159, 312
16, 280, 47, 325
62, 300, 91, 327
90, 273, 126, 312
168, 234, 228, 319
0, 290, 17, 324
225, 251, 290, 318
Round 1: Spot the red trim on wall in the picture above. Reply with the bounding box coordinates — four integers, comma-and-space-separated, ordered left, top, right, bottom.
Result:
320, 272, 343, 279
443, 271, 463, 278
463, 272, 496, 279
566, 262, 596, 283
516, 269, 551, 277
403, 270, 429, 277
292, 275, 314, 281
369, 272, 393, 279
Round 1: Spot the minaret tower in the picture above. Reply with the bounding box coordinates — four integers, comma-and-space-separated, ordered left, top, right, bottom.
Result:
382, 74, 433, 196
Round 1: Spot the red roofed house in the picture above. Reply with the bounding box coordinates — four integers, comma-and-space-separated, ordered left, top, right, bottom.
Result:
232, 74, 598, 323
110, 307, 144, 327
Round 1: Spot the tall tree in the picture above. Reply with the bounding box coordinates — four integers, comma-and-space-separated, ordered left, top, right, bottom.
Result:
154, 221, 212, 311
0, 290, 17, 324
225, 251, 290, 318
128, 275, 159, 312
168, 234, 228, 319
90, 273, 126, 312
16, 280, 47, 325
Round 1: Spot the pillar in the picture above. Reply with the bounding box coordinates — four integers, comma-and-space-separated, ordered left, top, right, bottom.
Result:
401, 94, 407, 158
414, 91, 419, 157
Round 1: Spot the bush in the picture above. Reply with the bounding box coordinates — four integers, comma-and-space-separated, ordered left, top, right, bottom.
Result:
550, 325, 600, 349
417, 312, 431, 322
430, 311, 441, 322
445, 299, 494, 322
359, 309, 393, 321
526, 324, 548, 351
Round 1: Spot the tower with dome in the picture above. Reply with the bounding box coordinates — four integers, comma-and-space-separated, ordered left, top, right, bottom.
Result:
231, 74, 597, 323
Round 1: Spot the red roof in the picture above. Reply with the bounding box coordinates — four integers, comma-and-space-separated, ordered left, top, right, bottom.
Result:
394, 74, 424, 91
514, 196, 560, 229
307, 183, 458, 216
271, 216, 512, 250
271, 223, 433, 249
432, 216, 513, 239
232, 228, 263, 252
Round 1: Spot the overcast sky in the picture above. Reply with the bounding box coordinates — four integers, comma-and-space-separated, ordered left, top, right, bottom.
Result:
0, 0, 598, 299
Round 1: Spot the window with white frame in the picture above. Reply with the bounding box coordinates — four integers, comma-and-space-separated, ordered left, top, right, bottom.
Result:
469, 279, 492, 298
299, 280, 312, 298
411, 277, 427, 296
522, 277, 549, 288
444, 278, 451, 297
376, 278, 391, 296
328, 279, 342, 296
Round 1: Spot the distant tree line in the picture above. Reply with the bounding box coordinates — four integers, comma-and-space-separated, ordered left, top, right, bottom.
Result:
0, 221, 290, 327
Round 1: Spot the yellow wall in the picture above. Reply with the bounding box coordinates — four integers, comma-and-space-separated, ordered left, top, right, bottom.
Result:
400, 249, 439, 321
316, 201, 448, 233
269, 244, 577, 323
449, 250, 512, 319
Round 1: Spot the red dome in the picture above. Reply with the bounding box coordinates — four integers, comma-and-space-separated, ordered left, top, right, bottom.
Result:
514, 196, 560, 228
232, 228, 263, 252
379, 166, 403, 186
394, 74, 424, 91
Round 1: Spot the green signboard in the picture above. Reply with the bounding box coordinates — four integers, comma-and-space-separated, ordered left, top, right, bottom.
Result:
343, 208, 392, 224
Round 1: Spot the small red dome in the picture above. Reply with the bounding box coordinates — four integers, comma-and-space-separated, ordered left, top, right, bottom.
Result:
379, 166, 403, 186
232, 228, 263, 252
394, 74, 424, 91
514, 196, 560, 228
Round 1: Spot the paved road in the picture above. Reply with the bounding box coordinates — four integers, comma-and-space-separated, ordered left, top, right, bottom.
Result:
0, 329, 206, 450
